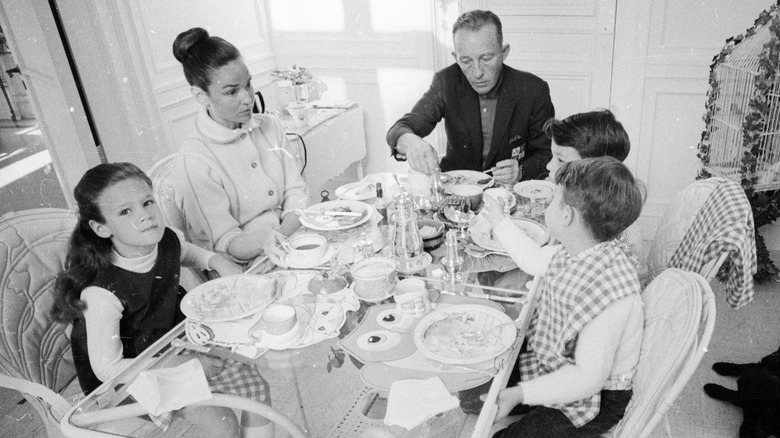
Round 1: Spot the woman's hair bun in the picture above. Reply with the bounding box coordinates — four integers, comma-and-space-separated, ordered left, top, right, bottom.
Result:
172, 27, 210, 64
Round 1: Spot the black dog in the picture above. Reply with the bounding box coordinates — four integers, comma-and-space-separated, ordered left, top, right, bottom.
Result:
703, 346, 780, 438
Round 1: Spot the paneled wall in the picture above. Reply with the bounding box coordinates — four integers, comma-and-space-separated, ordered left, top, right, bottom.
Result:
462, 0, 618, 119
612, 0, 775, 242
53, 0, 780, 247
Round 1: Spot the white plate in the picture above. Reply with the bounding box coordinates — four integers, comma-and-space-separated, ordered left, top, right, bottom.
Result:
277, 245, 338, 269
441, 170, 493, 193
513, 180, 555, 200
414, 304, 516, 365
299, 200, 373, 231
469, 219, 550, 253
335, 181, 377, 201
181, 275, 275, 322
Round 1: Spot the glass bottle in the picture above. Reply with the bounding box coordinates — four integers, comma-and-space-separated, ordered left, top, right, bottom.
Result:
391, 189, 424, 272
374, 182, 389, 225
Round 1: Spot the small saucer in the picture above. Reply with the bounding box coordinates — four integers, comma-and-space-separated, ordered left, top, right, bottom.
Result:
395, 252, 433, 274
252, 321, 305, 350
281, 245, 337, 269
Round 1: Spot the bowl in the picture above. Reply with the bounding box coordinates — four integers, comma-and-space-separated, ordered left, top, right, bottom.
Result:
450, 184, 484, 211
416, 219, 445, 249
350, 257, 397, 301
286, 234, 328, 266
483, 187, 517, 211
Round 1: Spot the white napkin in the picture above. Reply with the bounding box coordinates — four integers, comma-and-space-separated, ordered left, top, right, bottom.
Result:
383, 376, 459, 430
126, 358, 212, 416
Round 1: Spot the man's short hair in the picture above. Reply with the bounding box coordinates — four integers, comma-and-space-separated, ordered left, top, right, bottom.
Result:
544, 109, 630, 162
555, 157, 644, 241
453, 10, 503, 46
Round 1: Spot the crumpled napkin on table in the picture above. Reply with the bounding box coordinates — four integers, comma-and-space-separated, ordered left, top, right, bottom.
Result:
383, 376, 460, 430
126, 358, 212, 416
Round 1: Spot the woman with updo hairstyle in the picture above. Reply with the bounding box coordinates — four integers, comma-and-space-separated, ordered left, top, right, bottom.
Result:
168, 27, 308, 269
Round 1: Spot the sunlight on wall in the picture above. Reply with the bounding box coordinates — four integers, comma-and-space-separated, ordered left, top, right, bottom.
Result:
268, 0, 345, 32
316, 76, 346, 102
376, 67, 444, 155
368, 0, 431, 32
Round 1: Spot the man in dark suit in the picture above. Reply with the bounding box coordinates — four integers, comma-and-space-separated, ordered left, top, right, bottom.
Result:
386, 10, 555, 184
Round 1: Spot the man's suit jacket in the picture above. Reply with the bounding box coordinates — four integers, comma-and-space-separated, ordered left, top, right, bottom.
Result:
387, 63, 554, 180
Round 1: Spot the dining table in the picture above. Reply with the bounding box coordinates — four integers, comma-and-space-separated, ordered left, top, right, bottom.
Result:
61, 171, 547, 438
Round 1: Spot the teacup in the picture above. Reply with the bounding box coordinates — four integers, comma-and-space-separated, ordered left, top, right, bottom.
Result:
450, 184, 484, 211
254, 304, 299, 343
286, 234, 328, 266
350, 257, 396, 301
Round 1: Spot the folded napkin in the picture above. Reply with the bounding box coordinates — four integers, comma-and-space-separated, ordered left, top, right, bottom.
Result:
126, 358, 212, 416
383, 376, 459, 430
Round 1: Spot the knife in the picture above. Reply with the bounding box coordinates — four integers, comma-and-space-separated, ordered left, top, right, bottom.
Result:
172, 339, 257, 366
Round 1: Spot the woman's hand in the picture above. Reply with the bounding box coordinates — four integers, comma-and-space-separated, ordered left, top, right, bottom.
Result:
249, 228, 287, 260
483, 195, 508, 228
208, 254, 243, 277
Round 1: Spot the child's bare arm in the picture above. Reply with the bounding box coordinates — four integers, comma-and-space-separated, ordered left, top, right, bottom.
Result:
519, 296, 635, 405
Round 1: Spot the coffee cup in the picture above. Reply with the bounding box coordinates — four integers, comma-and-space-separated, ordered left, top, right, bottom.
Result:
450, 184, 484, 211
286, 234, 328, 266
253, 304, 299, 344
350, 257, 396, 301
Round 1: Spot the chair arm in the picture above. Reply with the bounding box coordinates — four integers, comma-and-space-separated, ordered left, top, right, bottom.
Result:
62, 393, 307, 438
0, 373, 72, 419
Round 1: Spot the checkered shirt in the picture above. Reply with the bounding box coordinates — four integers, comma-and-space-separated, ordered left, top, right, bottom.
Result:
668, 177, 757, 309
151, 357, 271, 430
518, 240, 641, 427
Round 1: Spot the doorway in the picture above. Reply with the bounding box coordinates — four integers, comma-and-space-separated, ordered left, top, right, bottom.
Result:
0, 24, 67, 216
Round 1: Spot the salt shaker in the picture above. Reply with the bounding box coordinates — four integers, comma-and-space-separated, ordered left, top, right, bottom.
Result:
441, 229, 463, 283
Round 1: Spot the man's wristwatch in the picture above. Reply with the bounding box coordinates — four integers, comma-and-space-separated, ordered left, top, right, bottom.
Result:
392, 143, 407, 161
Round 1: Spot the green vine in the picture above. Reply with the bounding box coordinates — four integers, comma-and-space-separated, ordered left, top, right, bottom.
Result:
698, 1, 780, 281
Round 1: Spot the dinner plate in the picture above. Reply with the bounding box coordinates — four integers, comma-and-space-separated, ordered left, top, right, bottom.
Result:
335, 181, 377, 201
181, 275, 276, 322
469, 218, 550, 253
441, 170, 493, 193
413, 304, 516, 365
513, 180, 555, 200
298, 200, 373, 231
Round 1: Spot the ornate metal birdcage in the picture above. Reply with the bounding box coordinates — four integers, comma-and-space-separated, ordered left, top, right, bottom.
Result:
699, 5, 780, 191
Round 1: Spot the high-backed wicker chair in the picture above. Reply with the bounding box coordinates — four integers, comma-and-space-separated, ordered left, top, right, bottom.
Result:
645, 177, 756, 309
0, 208, 82, 437
607, 268, 716, 438
1, 208, 306, 437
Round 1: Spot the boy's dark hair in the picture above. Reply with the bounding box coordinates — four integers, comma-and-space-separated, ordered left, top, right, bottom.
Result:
555, 157, 644, 241
544, 109, 630, 162
453, 10, 503, 46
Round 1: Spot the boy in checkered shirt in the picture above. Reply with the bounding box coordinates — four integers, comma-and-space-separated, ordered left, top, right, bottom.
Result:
483, 157, 645, 437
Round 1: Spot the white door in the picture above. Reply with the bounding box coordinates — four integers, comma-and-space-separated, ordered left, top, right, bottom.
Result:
0, 0, 101, 208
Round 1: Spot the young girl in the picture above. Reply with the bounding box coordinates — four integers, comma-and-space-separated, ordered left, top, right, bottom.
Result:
52, 162, 274, 438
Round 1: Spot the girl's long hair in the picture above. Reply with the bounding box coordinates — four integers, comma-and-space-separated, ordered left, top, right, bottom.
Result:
51, 163, 152, 323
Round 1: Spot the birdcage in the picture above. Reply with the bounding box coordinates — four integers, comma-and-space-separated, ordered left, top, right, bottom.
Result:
700, 7, 780, 191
